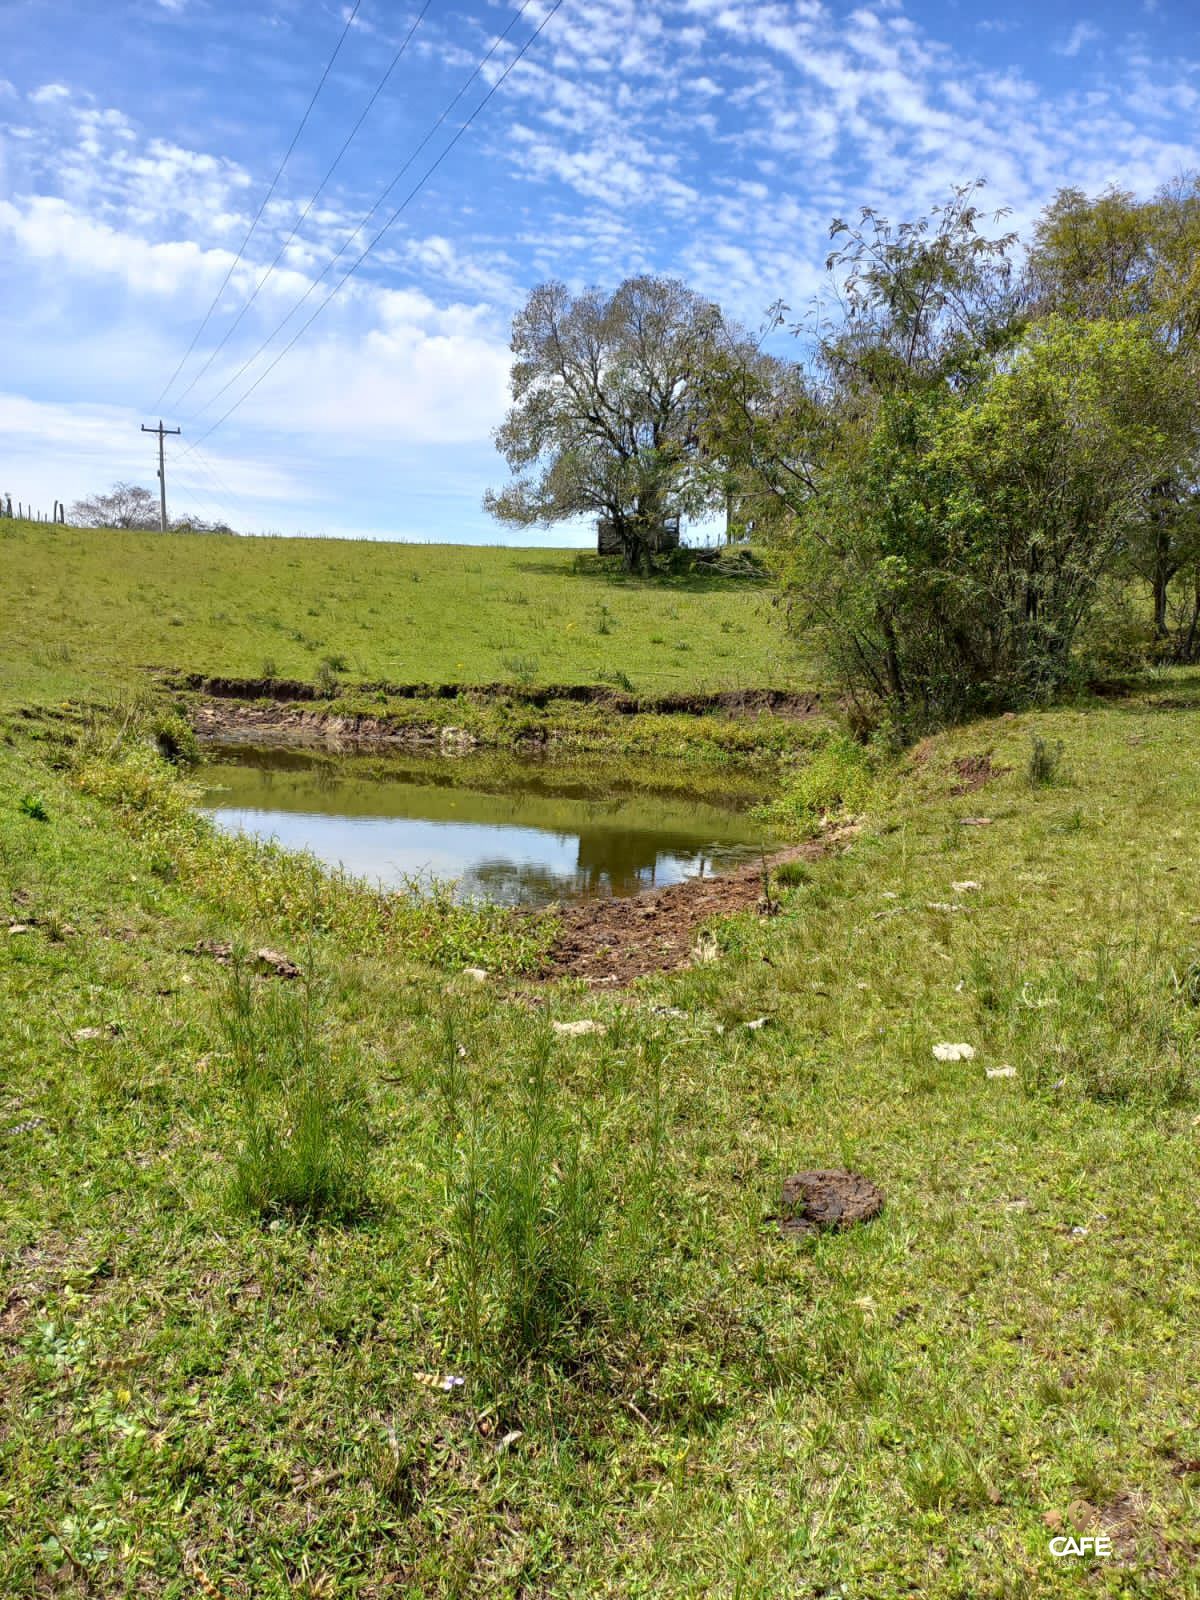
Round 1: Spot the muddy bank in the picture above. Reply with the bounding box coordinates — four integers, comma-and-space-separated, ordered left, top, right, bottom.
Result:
179, 672, 820, 720
193, 702, 471, 750
534, 842, 827, 984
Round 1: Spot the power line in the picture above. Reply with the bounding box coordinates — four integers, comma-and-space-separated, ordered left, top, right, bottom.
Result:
152, 0, 363, 410
171, 0, 434, 413
180, 0, 554, 441
185, 446, 243, 527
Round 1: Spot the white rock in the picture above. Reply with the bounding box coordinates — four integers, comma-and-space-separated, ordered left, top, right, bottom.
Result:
986, 1065, 1017, 1079
745, 1017, 770, 1030
952, 880, 981, 893
552, 1019, 607, 1038
932, 1042, 976, 1062
462, 967, 489, 983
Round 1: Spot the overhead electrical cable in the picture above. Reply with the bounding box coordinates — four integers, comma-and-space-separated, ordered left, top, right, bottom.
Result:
179, 0, 559, 445
171, 0, 434, 412
151, 0, 363, 409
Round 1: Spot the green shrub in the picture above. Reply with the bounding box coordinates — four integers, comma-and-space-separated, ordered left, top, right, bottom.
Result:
758, 733, 876, 829
151, 711, 199, 767
18, 793, 49, 821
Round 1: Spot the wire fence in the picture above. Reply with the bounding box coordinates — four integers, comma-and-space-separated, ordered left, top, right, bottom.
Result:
0, 496, 66, 523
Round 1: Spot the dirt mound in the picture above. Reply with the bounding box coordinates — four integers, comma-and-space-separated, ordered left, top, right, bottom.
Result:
778, 1170, 885, 1236
535, 845, 822, 984
950, 752, 1007, 794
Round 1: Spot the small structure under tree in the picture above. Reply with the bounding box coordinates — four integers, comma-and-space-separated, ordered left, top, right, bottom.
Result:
597, 514, 679, 556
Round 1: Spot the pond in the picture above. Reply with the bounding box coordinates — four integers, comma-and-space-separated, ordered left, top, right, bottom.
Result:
198, 743, 775, 908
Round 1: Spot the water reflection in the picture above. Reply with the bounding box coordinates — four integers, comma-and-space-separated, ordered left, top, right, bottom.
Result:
198, 743, 772, 907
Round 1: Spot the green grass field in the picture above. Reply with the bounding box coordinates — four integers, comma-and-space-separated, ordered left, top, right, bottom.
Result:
4, 521, 1200, 1595
0, 521, 808, 711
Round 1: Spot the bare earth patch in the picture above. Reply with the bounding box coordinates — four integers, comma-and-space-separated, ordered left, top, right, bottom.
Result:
950, 751, 1007, 794
534, 843, 827, 985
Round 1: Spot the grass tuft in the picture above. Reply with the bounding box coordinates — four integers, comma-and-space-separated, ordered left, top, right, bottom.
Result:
221, 961, 373, 1223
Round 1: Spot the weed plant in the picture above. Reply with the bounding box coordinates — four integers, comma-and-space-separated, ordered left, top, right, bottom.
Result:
221, 961, 373, 1221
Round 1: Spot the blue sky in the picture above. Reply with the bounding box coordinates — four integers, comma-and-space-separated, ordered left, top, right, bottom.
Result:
1, 0, 1197, 543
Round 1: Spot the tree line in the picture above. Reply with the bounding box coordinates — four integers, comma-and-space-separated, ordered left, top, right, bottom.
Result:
486, 178, 1200, 732
69, 482, 236, 535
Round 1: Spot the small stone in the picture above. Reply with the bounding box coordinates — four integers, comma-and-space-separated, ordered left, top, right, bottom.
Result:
462, 967, 489, 983
958, 817, 992, 827
745, 1016, 770, 1030
552, 1019, 607, 1038
7, 923, 32, 936
692, 931, 720, 964
951, 880, 981, 893
986, 1065, 1017, 1080
933, 1042, 976, 1061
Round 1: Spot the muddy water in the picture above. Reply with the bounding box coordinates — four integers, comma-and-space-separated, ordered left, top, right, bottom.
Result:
198, 744, 774, 908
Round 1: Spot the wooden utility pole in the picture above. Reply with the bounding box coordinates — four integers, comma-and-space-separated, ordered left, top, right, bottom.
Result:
141, 420, 181, 531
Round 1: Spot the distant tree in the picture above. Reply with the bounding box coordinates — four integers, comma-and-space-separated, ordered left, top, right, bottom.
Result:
484, 276, 727, 573
70, 482, 160, 530
171, 513, 237, 535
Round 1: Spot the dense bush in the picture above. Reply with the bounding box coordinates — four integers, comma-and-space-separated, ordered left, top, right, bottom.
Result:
708, 181, 1200, 732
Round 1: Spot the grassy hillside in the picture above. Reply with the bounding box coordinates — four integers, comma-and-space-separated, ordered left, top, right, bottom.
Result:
0, 521, 809, 710
4, 677, 1200, 1595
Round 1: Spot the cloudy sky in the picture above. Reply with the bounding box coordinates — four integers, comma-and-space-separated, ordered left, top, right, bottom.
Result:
0, 0, 1196, 542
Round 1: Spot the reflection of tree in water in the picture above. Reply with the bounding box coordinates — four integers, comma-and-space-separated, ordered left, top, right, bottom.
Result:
463, 826, 712, 906
574, 825, 704, 896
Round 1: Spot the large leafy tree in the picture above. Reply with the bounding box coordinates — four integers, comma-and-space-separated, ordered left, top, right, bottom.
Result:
1030, 179, 1200, 650
484, 276, 727, 572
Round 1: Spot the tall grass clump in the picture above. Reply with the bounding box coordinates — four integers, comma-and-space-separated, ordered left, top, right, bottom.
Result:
437, 1019, 657, 1382
221, 962, 372, 1222
1027, 733, 1066, 787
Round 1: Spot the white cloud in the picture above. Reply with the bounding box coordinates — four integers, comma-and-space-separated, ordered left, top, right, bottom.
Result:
29, 82, 71, 104
1056, 22, 1102, 58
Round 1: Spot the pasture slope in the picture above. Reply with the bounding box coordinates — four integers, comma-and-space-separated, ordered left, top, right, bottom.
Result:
0, 521, 808, 712
2, 518, 1200, 1598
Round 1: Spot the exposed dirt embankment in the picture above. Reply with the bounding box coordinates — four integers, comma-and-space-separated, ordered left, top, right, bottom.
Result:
536, 843, 827, 985
193, 702, 460, 749
179, 673, 819, 720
